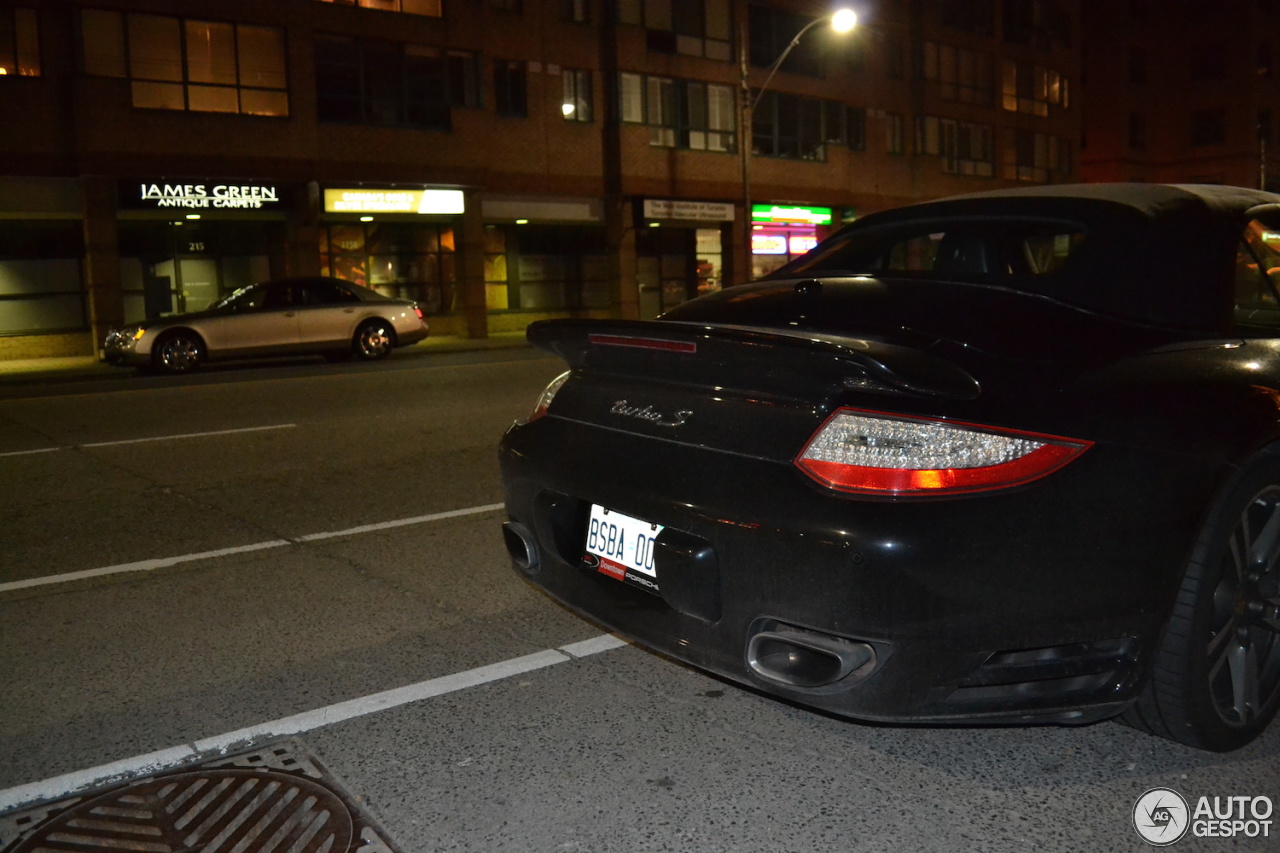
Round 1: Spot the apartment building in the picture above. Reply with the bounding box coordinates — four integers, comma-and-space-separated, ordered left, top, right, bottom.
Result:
0, 0, 1080, 360
1079, 0, 1280, 191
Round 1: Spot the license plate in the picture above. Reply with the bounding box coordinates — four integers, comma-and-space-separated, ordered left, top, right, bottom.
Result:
584, 505, 663, 593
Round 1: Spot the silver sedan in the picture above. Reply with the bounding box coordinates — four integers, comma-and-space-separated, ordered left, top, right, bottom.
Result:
102, 276, 429, 373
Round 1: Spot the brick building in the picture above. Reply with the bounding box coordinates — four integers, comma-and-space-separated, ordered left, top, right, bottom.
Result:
0, 0, 1080, 361
1079, 0, 1280, 191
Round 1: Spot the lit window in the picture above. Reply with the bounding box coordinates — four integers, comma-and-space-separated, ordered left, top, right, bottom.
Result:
311, 0, 442, 17
562, 69, 592, 122
0, 7, 40, 76
82, 11, 288, 116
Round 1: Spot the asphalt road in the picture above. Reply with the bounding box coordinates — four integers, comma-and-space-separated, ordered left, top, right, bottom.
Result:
0, 350, 1276, 853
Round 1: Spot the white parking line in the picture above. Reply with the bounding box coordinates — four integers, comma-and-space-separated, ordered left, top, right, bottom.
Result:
0, 423, 297, 457
0, 503, 507, 594
0, 634, 630, 813
80, 424, 298, 448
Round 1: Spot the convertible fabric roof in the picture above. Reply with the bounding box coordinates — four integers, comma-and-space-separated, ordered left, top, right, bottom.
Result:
836, 183, 1280, 330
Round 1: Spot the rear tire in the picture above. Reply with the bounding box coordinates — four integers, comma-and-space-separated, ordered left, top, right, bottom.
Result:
152, 330, 204, 374
353, 320, 395, 361
1122, 454, 1280, 750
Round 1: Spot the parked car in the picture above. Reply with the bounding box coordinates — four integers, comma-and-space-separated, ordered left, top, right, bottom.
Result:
499, 183, 1280, 751
102, 276, 428, 373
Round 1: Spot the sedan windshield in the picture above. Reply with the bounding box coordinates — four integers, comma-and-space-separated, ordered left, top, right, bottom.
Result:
212, 284, 266, 311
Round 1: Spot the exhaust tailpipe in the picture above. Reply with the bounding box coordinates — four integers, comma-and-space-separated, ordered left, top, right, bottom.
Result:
502, 521, 540, 574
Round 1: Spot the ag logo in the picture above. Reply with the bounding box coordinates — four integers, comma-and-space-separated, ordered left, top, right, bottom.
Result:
1134, 787, 1190, 846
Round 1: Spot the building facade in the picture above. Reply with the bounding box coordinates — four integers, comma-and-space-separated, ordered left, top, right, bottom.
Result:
0, 0, 1081, 360
1079, 0, 1280, 190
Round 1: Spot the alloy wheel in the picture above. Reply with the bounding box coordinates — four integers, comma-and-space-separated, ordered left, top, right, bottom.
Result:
158, 335, 201, 372
1208, 486, 1280, 728
356, 323, 393, 359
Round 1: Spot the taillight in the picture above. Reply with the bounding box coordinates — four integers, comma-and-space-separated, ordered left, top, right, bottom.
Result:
529, 371, 570, 422
413, 305, 425, 321
795, 408, 1091, 496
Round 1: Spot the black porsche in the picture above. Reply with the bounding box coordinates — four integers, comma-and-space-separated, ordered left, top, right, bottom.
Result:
498, 183, 1280, 751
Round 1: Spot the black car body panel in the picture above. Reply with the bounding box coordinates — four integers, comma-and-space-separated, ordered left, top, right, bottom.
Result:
498, 184, 1280, 742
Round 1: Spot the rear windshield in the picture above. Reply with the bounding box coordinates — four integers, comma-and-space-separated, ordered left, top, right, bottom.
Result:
776, 217, 1087, 287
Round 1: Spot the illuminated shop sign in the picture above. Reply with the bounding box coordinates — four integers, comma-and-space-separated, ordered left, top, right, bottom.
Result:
752, 233, 789, 255
125, 181, 284, 210
789, 235, 818, 254
324, 188, 465, 215
751, 204, 832, 226
643, 199, 736, 222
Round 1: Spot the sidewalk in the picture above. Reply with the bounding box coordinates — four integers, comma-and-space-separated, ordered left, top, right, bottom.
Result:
0, 331, 532, 384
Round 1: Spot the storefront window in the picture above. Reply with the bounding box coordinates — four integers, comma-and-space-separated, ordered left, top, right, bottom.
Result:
320, 222, 456, 314
118, 221, 270, 321
0, 222, 84, 334
484, 224, 608, 311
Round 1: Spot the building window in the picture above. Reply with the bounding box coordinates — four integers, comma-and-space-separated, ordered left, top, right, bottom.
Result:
1129, 111, 1146, 150
620, 72, 735, 152
494, 60, 528, 118
940, 0, 995, 35
915, 116, 994, 176
312, 0, 443, 16
847, 106, 866, 151
0, 7, 39, 76
624, 0, 731, 62
919, 42, 994, 105
1004, 130, 1070, 182
483, 225, 609, 311
563, 0, 590, 23
320, 222, 456, 315
316, 36, 479, 128
562, 68, 592, 122
1003, 0, 1073, 48
886, 113, 904, 155
0, 222, 85, 335
1002, 60, 1067, 117
749, 4, 821, 76
752, 91, 837, 161
682, 80, 736, 151
1191, 109, 1227, 146
82, 11, 288, 116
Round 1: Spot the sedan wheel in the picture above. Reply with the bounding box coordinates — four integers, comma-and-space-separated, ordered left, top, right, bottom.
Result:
354, 320, 395, 360
154, 331, 203, 374
1123, 458, 1280, 750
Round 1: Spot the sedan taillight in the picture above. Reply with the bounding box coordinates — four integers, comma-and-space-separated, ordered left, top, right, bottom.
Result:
414, 305, 425, 321
795, 408, 1091, 496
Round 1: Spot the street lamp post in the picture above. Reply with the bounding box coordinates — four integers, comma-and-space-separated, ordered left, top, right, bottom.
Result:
739, 8, 857, 281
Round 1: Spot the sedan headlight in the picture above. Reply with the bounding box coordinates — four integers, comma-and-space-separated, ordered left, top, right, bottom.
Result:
105, 326, 147, 348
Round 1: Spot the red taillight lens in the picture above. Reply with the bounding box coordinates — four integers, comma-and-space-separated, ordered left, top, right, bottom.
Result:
414, 305, 425, 321
795, 408, 1092, 496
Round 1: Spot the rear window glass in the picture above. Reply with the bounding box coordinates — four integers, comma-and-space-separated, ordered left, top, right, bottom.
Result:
777, 218, 1087, 285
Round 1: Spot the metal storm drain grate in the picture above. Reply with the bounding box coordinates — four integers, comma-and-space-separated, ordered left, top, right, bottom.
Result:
0, 740, 400, 853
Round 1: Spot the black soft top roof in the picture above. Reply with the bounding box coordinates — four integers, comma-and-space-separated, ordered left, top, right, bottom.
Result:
809, 183, 1280, 330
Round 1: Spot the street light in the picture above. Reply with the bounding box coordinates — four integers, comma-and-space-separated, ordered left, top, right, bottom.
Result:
739, 8, 857, 280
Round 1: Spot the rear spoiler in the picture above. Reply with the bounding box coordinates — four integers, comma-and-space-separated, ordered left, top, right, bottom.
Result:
528, 318, 980, 401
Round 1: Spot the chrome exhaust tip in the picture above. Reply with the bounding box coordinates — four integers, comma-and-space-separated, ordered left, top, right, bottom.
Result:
747, 623, 876, 689
502, 520, 540, 574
